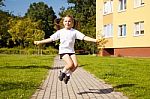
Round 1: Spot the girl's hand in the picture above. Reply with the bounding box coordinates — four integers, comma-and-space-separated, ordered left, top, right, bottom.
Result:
34, 41, 41, 45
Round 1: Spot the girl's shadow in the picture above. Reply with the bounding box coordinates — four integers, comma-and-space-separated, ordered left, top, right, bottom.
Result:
77, 88, 114, 95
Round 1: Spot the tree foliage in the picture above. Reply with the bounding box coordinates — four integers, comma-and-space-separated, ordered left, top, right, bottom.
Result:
0, 10, 12, 48
25, 2, 57, 39
8, 18, 44, 48
0, 1, 57, 49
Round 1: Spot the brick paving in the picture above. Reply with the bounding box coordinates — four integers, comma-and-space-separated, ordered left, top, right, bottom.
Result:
31, 56, 128, 99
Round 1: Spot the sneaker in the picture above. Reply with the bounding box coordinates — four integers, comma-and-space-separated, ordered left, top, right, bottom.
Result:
63, 75, 70, 84
58, 71, 66, 81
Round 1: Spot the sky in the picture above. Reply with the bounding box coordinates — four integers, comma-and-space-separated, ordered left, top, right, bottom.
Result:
1, 0, 74, 17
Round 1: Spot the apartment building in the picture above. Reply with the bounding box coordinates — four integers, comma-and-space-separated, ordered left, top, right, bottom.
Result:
96, 0, 150, 57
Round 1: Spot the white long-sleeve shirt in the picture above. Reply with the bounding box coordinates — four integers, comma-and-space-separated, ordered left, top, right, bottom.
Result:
50, 28, 85, 54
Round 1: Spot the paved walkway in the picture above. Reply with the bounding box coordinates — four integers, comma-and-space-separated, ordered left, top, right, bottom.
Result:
31, 56, 128, 99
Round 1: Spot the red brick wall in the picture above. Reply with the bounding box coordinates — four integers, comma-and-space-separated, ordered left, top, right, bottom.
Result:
114, 47, 150, 57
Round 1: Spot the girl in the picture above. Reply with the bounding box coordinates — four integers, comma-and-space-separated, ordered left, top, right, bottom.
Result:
34, 15, 97, 84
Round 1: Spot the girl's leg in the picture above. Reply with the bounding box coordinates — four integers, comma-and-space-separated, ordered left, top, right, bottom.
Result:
70, 54, 78, 72
63, 54, 78, 84
62, 54, 74, 70
58, 54, 74, 82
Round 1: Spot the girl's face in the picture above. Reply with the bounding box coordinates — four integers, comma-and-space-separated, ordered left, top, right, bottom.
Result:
63, 17, 73, 29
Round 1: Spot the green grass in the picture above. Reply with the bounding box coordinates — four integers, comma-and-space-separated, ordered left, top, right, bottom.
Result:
77, 55, 150, 99
0, 54, 55, 99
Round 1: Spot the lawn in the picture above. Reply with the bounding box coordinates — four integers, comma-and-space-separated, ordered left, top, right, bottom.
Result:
77, 55, 150, 99
0, 54, 55, 99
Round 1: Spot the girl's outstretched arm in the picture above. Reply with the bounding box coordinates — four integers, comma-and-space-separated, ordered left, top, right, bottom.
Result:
34, 38, 53, 45
83, 36, 97, 42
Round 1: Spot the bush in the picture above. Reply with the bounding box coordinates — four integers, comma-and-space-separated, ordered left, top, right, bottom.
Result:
43, 47, 58, 55
0, 48, 19, 54
0, 47, 58, 55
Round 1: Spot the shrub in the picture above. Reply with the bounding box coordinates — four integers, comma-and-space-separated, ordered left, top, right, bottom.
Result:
0, 47, 58, 55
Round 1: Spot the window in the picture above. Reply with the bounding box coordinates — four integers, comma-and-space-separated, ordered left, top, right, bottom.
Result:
103, 24, 113, 38
134, 0, 144, 8
134, 21, 144, 36
118, 24, 126, 37
118, 0, 126, 11
103, 0, 113, 15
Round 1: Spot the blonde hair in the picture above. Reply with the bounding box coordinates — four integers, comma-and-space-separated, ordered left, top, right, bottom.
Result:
62, 15, 74, 22
62, 15, 75, 28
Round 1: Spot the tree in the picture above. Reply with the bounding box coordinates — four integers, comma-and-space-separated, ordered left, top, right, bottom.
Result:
25, 2, 57, 39
8, 18, 44, 48
0, 10, 12, 48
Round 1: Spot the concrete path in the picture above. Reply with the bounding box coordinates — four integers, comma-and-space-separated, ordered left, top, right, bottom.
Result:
31, 56, 128, 99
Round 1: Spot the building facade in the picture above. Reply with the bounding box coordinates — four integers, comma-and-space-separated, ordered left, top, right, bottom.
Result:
96, 0, 150, 57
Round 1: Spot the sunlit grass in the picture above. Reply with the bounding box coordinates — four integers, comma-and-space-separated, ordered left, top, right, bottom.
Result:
0, 54, 55, 99
78, 55, 150, 99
